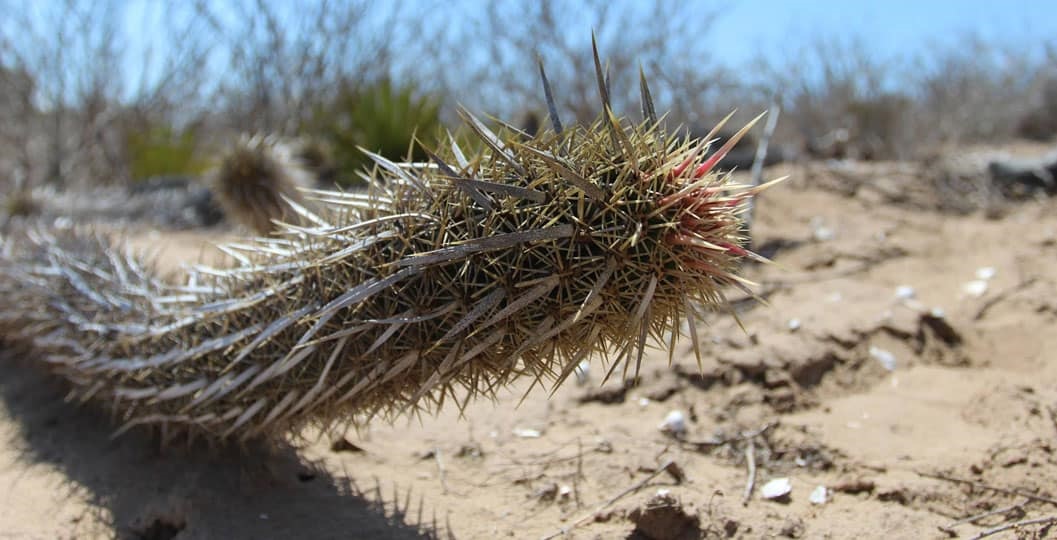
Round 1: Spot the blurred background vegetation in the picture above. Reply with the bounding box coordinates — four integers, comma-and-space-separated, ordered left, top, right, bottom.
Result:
0, 0, 1054, 190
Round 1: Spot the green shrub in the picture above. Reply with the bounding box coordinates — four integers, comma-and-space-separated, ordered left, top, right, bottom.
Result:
126, 125, 209, 181
309, 79, 444, 187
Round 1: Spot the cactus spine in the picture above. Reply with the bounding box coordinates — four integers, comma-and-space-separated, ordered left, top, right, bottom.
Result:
0, 46, 778, 443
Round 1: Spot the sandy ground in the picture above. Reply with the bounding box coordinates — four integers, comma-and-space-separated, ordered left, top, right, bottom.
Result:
2, 155, 1057, 539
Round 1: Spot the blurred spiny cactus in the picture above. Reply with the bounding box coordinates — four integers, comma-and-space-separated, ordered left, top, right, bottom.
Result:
0, 43, 780, 444
209, 135, 317, 235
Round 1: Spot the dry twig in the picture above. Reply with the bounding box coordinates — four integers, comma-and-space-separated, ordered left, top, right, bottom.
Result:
968, 515, 1057, 540
937, 499, 1028, 536
433, 447, 449, 495
540, 459, 680, 540
973, 277, 1039, 321
742, 436, 757, 506
746, 101, 781, 237
918, 471, 1057, 507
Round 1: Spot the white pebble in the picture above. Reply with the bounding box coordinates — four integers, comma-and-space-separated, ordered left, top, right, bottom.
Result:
658, 410, 686, 435
809, 485, 829, 505
894, 285, 916, 300
810, 217, 835, 241
975, 267, 996, 280
638, 397, 651, 408
787, 318, 801, 332
869, 346, 897, 371
512, 427, 542, 438
760, 477, 792, 500
963, 280, 988, 297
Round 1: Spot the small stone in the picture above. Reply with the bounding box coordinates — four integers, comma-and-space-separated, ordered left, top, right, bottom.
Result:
894, 285, 915, 300
810, 217, 834, 241
808, 485, 828, 505
975, 267, 996, 280
558, 485, 573, 499
534, 482, 558, 501
512, 427, 542, 438
869, 346, 896, 371
658, 410, 686, 436
760, 477, 792, 501
787, 318, 801, 332
964, 280, 988, 297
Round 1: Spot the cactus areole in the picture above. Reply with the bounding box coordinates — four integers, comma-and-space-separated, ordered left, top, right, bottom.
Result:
0, 44, 781, 443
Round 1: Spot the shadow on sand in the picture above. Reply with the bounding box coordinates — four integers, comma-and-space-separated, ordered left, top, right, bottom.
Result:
0, 348, 451, 540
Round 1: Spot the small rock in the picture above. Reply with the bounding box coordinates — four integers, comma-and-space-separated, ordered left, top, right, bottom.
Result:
895, 285, 916, 300
658, 410, 686, 436
455, 443, 484, 459
869, 346, 897, 371
627, 491, 701, 540
787, 318, 801, 332
512, 427, 542, 438
976, 267, 996, 280
533, 482, 558, 501
760, 477, 792, 501
964, 280, 988, 297
724, 519, 740, 537
661, 461, 687, 484
808, 485, 828, 505
810, 217, 834, 241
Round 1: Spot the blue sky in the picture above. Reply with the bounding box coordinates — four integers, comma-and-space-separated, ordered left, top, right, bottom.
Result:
710, 0, 1055, 65
9, 0, 1057, 104
118, 0, 1057, 62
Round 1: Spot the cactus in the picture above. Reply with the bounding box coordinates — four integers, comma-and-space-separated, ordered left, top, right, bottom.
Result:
0, 44, 780, 444
208, 135, 317, 235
